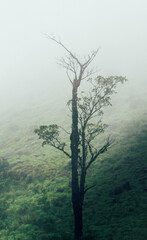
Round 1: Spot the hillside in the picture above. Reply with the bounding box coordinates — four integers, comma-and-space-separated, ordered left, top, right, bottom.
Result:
0, 84, 147, 240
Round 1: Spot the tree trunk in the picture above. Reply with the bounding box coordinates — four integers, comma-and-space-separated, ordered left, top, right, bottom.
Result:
71, 81, 83, 240
80, 128, 86, 206
73, 204, 83, 240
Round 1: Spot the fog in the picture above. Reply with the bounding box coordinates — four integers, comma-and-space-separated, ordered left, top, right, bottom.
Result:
0, 0, 147, 113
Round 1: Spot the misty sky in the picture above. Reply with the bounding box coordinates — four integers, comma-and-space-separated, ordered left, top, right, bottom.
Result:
0, 0, 147, 110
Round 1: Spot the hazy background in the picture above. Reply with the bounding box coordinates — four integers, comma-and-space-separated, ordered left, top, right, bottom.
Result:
0, 0, 147, 112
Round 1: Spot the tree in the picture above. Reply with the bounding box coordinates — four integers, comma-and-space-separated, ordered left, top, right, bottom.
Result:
35, 36, 127, 240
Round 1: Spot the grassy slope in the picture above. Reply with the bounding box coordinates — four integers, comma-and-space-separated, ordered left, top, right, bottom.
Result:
84, 118, 147, 240
0, 84, 147, 239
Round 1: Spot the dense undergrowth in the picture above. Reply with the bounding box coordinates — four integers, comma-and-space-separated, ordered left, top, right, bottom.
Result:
0, 86, 147, 239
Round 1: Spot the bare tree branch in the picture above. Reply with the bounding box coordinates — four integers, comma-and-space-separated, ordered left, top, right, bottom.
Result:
66, 70, 73, 84
50, 142, 71, 158
86, 139, 110, 171
44, 34, 99, 84
81, 67, 98, 80
84, 184, 96, 194
44, 34, 82, 66
59, 125, 71, 135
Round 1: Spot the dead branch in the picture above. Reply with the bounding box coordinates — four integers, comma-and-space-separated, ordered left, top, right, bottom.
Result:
44, 34, 99, 83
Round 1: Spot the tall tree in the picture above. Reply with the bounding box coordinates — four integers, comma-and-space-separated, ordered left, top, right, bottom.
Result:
35, 36, 126, 240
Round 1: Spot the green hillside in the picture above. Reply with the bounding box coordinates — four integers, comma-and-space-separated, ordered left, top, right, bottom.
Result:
0, 86, 147, 239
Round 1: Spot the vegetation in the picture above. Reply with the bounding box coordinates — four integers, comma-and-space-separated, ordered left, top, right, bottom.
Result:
0, 111, 147, 239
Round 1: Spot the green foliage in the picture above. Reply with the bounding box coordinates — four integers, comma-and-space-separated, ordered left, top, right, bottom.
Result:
34, 125, 60, 146
34, 125, 69, 158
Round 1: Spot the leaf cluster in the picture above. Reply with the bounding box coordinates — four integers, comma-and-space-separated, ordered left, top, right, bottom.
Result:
34, 125, 71, 158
